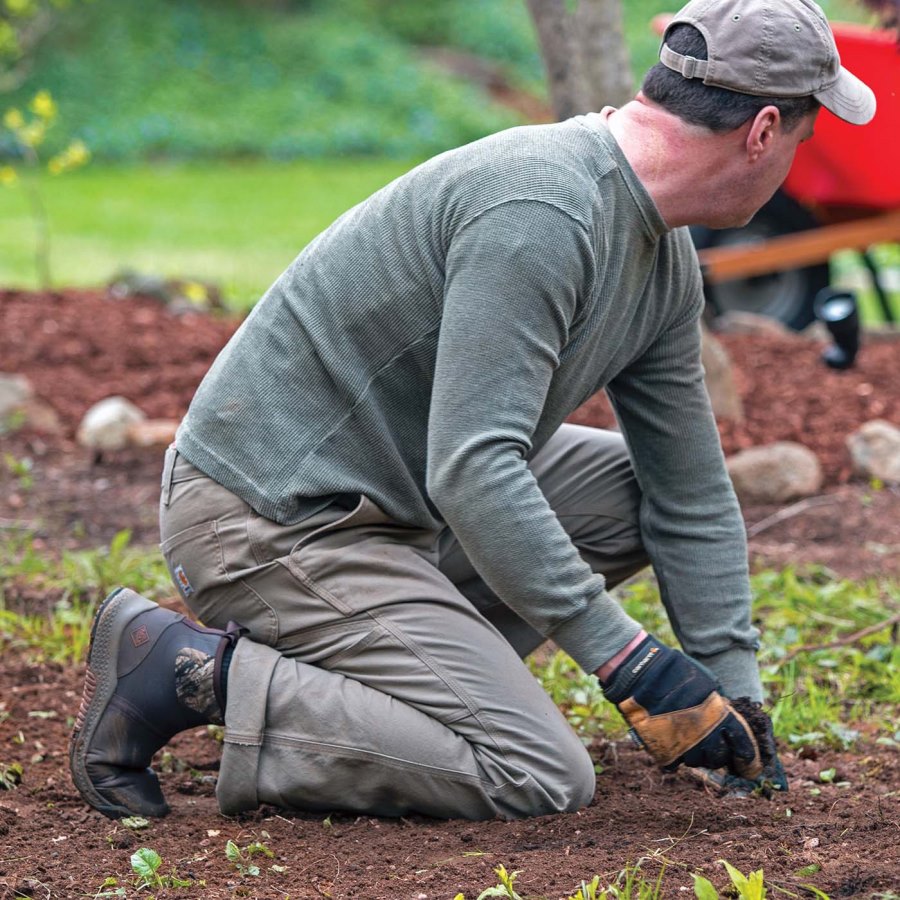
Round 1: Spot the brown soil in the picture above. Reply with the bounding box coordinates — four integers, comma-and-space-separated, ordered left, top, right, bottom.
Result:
1, 289, 899, 899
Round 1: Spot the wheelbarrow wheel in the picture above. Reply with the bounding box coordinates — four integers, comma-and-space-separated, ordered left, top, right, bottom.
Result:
691, 190, 830, 331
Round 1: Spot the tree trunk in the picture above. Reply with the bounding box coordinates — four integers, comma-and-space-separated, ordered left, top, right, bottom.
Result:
526, 0, 633, 121
575, 0, 633, 110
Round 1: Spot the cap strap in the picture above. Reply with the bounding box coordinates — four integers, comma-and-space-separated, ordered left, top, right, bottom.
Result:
660, 43, 709, 81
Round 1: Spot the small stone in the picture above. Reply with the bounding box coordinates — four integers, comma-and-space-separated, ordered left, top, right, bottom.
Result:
846, 419, 900, 483
701, 327, 744, 422
0, 373, 33, 417
21, 398, 63, 435
76, 396, 146, 451
726, 442, 823, 504
714, 311, 795, 337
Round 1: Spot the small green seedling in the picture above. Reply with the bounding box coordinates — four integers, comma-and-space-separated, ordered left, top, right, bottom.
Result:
722, 860, 766, 900
2, 453, 33, 490
225, 839, 274, 877
0, 761, 23, 790
567, 875, 604, 900
693, 860, 817, 900
130, 847, 193, 890
476, 865, 524, 900
93, 876, 126, 898
795, 864, 822, 877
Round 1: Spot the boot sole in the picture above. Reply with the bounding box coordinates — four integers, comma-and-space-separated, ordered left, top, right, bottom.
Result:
69, 587, 160, 819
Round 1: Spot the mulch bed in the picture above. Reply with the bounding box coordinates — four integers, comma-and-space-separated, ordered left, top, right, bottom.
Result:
2, 288, 899, 578
1, 288, 899, 898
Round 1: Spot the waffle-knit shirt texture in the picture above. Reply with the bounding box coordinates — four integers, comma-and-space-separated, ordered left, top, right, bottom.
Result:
178, 112, 762, 699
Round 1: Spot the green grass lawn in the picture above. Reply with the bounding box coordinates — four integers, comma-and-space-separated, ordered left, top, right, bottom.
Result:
3, 157, 897, 319
0, 159, 416, 309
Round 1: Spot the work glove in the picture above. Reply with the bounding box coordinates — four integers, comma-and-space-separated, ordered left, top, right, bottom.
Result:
600, 634, 786, 790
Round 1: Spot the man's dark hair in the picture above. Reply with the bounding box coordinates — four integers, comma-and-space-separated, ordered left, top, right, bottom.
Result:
642, 24, 820, 132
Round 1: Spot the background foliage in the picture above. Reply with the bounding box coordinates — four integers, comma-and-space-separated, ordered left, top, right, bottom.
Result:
1, 0, 533, 161
2, 0, 865, 163
0, 0, 875, 302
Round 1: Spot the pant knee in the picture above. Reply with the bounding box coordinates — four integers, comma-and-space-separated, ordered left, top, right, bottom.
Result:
565, 743, 599, 810
496, 739, 596, 818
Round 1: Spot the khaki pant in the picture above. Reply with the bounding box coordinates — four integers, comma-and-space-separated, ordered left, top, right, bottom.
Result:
158, 424, 648, 819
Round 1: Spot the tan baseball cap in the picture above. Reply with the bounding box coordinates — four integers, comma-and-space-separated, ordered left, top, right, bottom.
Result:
660, 0, 876, 125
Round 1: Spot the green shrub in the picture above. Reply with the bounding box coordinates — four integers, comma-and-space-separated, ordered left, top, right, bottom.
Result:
1, 0, 523, 162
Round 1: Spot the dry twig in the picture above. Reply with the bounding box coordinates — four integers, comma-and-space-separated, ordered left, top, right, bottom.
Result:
782, 612, 900, 661
747, 494, 844, 538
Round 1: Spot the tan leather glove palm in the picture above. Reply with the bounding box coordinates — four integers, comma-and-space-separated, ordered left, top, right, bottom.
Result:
601, 635, 763, 780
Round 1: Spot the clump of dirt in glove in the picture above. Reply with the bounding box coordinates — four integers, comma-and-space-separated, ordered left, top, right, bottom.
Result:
730, 696, 778, 768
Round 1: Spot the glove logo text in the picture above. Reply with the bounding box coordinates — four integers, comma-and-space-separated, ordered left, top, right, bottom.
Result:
630, 645, 659, 676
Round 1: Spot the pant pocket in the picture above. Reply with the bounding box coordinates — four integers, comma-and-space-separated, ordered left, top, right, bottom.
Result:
282, 495, 387, 617
160, 519, 279, 644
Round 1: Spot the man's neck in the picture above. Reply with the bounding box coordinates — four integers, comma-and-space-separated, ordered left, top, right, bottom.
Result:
604, 96, 741, 230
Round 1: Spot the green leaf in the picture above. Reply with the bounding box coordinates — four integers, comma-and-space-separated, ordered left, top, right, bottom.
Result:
245, 841, 274, 858
131, 847, 162, 880
721, 861, 750, 892
692, 874, 719, 900
819, 767, 837, 783
720, 861, 768, 900
109, 528, 132, 556
795, 864, 821, 877
0, 761, 23, 790
746, 869, 767, 900
120, 815, 150, 830
225, 839, 241, 862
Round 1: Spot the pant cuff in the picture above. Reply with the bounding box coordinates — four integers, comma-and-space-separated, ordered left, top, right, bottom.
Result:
216, 637, 280, 815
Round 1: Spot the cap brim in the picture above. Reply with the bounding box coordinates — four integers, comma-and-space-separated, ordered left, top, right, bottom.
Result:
814, 66, 876, 125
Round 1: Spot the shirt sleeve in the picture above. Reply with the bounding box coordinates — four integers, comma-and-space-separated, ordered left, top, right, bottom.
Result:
606, 297, 763, 701
427, 200, 643, 671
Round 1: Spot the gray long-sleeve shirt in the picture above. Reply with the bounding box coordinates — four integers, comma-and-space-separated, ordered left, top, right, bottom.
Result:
178, 112, 762, 700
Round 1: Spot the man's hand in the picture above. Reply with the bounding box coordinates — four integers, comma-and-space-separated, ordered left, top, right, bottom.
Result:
599, 634, 782, 786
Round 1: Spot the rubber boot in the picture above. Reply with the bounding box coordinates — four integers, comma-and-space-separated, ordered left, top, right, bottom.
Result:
70, 587, 242, 819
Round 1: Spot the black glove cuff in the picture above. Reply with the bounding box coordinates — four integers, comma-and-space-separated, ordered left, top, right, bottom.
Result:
600, 634, 666, 704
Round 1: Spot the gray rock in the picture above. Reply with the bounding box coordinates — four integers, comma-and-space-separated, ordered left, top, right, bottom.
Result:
701, 327, 744, 422
846, 419, 900, 483
0, 373, 34, 418
0, 373, 60, 435
108, 268, 224, 314
77, 396, 146, 451
107, 268, 171, 303
714, 311, 795, 337
726, 441, 823, 504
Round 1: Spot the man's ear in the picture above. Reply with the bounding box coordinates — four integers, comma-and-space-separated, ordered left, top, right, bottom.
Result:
745, 106, 781, 162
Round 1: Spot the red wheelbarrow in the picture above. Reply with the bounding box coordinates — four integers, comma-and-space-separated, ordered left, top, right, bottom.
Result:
653, 18, 900, 328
